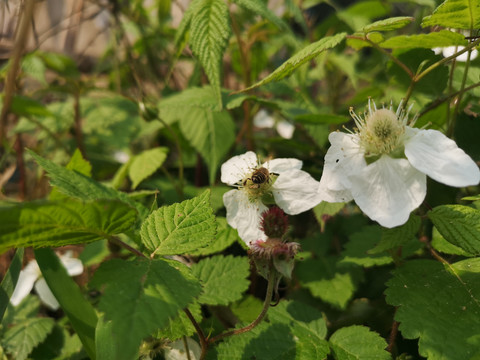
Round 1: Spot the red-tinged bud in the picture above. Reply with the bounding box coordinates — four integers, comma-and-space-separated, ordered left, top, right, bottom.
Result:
260, 206, 289, 239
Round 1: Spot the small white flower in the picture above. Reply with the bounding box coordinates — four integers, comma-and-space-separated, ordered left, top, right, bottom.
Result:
222, 151, 322, 245
433, 46, 478, 62
254, 109, 295, 139
10, 251, 83, 310
164, 338, 201, 360
318, 99, 480, 228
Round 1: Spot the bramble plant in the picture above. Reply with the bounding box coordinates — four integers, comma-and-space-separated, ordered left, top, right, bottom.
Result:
1, 0, 480, 359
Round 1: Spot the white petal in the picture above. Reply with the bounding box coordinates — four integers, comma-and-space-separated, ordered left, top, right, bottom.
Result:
164, 338, 201, 360
442, 46, 478, 62
276, 120, 295, 139
264, 158, 302, 173
253, 109, 275, 128
60, 253, 84, 276
272, 169, 322, 215
318, 132, 365, 202
405, 128, 480, 187
221, 152, 258, 185
10, 261, 41, 306
223, 189, 267, 246
349, 155, 426, 228
34, 278, 60, 310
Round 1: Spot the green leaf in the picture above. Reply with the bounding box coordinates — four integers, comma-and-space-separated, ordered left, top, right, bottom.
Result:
28, 149, 145, 217
313, 201, 345, 232
35, 248, 98, 360
0, 199, 137, 254
340, 226, 393, 267
215, 301, 329, 359
329, 325, 390, 360
0, 249, 24, 322
140, 190, 216, 256
431, 226, 472, 256
180, 108, 235, 184
385, 259, 480, 359
381, 30, 468, 49
359, 16, 414, 33
421, 0, 480, 29
295, 257, 363, 309
21, 53, 46, 84
242, 33, 346, 92
232, 0, 287, 30
368, 215, 420, 254
156, 302, 202, 341
191, 255, 250, 305
188, 216, 240, 256
39, 52, 80, 78
2, 318, 55, 360
190, 0, 231, 106
91, 258, 202, 360
11, 96, 52, 117
128, 147, 168, 189
428, 205, 480, 255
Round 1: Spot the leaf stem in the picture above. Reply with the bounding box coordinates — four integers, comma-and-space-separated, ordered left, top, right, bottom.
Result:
184, 308, 208, 359
207, 269, 276, 344
109, 236, 147, 258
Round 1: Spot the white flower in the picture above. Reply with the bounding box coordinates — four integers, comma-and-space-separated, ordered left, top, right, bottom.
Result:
164, 338, 201, 360
222, 151, 322, 245
10, 251, 83, 310
318, 99, 480, 228
254, 109, 295, 139
433, 46, 478, 62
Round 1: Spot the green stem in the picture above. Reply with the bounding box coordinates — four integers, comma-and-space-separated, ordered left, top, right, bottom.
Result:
207, 269, 276, 344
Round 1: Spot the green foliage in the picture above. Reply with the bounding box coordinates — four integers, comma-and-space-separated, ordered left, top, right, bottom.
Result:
368, 215, 421, 254
214, 301, 330, 359
35, 248, 98, 360
129, 147, 168, 189
359, 16, 414, 33
191, 255, 250, 305
140, 190, 216, 256
189, 216, 240, 255
421, 0, 480, 29
159, 87, 236, 183
0, 249, 23, 322
91, 258, 202, 360
340, 226, 393, 267
190, 0, 231, 106
428, 205, 480, 255
329, 325, 390, 360
296, 257, 363, 309
385, 259, 480, 359
381, 29, 468, 49
232, 0, 287, 30
0, 199, 137, 254
242, 33, 347, 92
2, 318, 55, 360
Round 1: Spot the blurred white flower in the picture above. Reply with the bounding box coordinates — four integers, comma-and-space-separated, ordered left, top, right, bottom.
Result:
10, 251, 83, 310
222, 151, 322, 245
318, 99, 480, 228
433, 46, 478, 62
164, 338, 201, 360
112, 150, 130, 164
254, 109, 295, 139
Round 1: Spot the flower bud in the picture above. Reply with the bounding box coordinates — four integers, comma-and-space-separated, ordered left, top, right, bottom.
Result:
260, 207, 289, 239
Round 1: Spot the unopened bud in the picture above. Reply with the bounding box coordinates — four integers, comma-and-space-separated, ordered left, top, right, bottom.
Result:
260, 207, 289, 239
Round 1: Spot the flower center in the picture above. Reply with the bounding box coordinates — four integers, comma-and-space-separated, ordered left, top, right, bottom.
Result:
241, 167, 276, 202
350, 103, 408, 158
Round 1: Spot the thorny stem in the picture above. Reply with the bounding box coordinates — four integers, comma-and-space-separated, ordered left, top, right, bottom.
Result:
387, 316, 399, 353
0, 0, 35, 144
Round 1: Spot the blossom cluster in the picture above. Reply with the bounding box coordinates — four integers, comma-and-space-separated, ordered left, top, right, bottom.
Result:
223, 100, 480, 245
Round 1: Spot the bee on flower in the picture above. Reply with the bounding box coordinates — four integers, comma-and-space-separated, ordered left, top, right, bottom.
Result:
318, 99, 480, 228
221, 151, 322, 245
